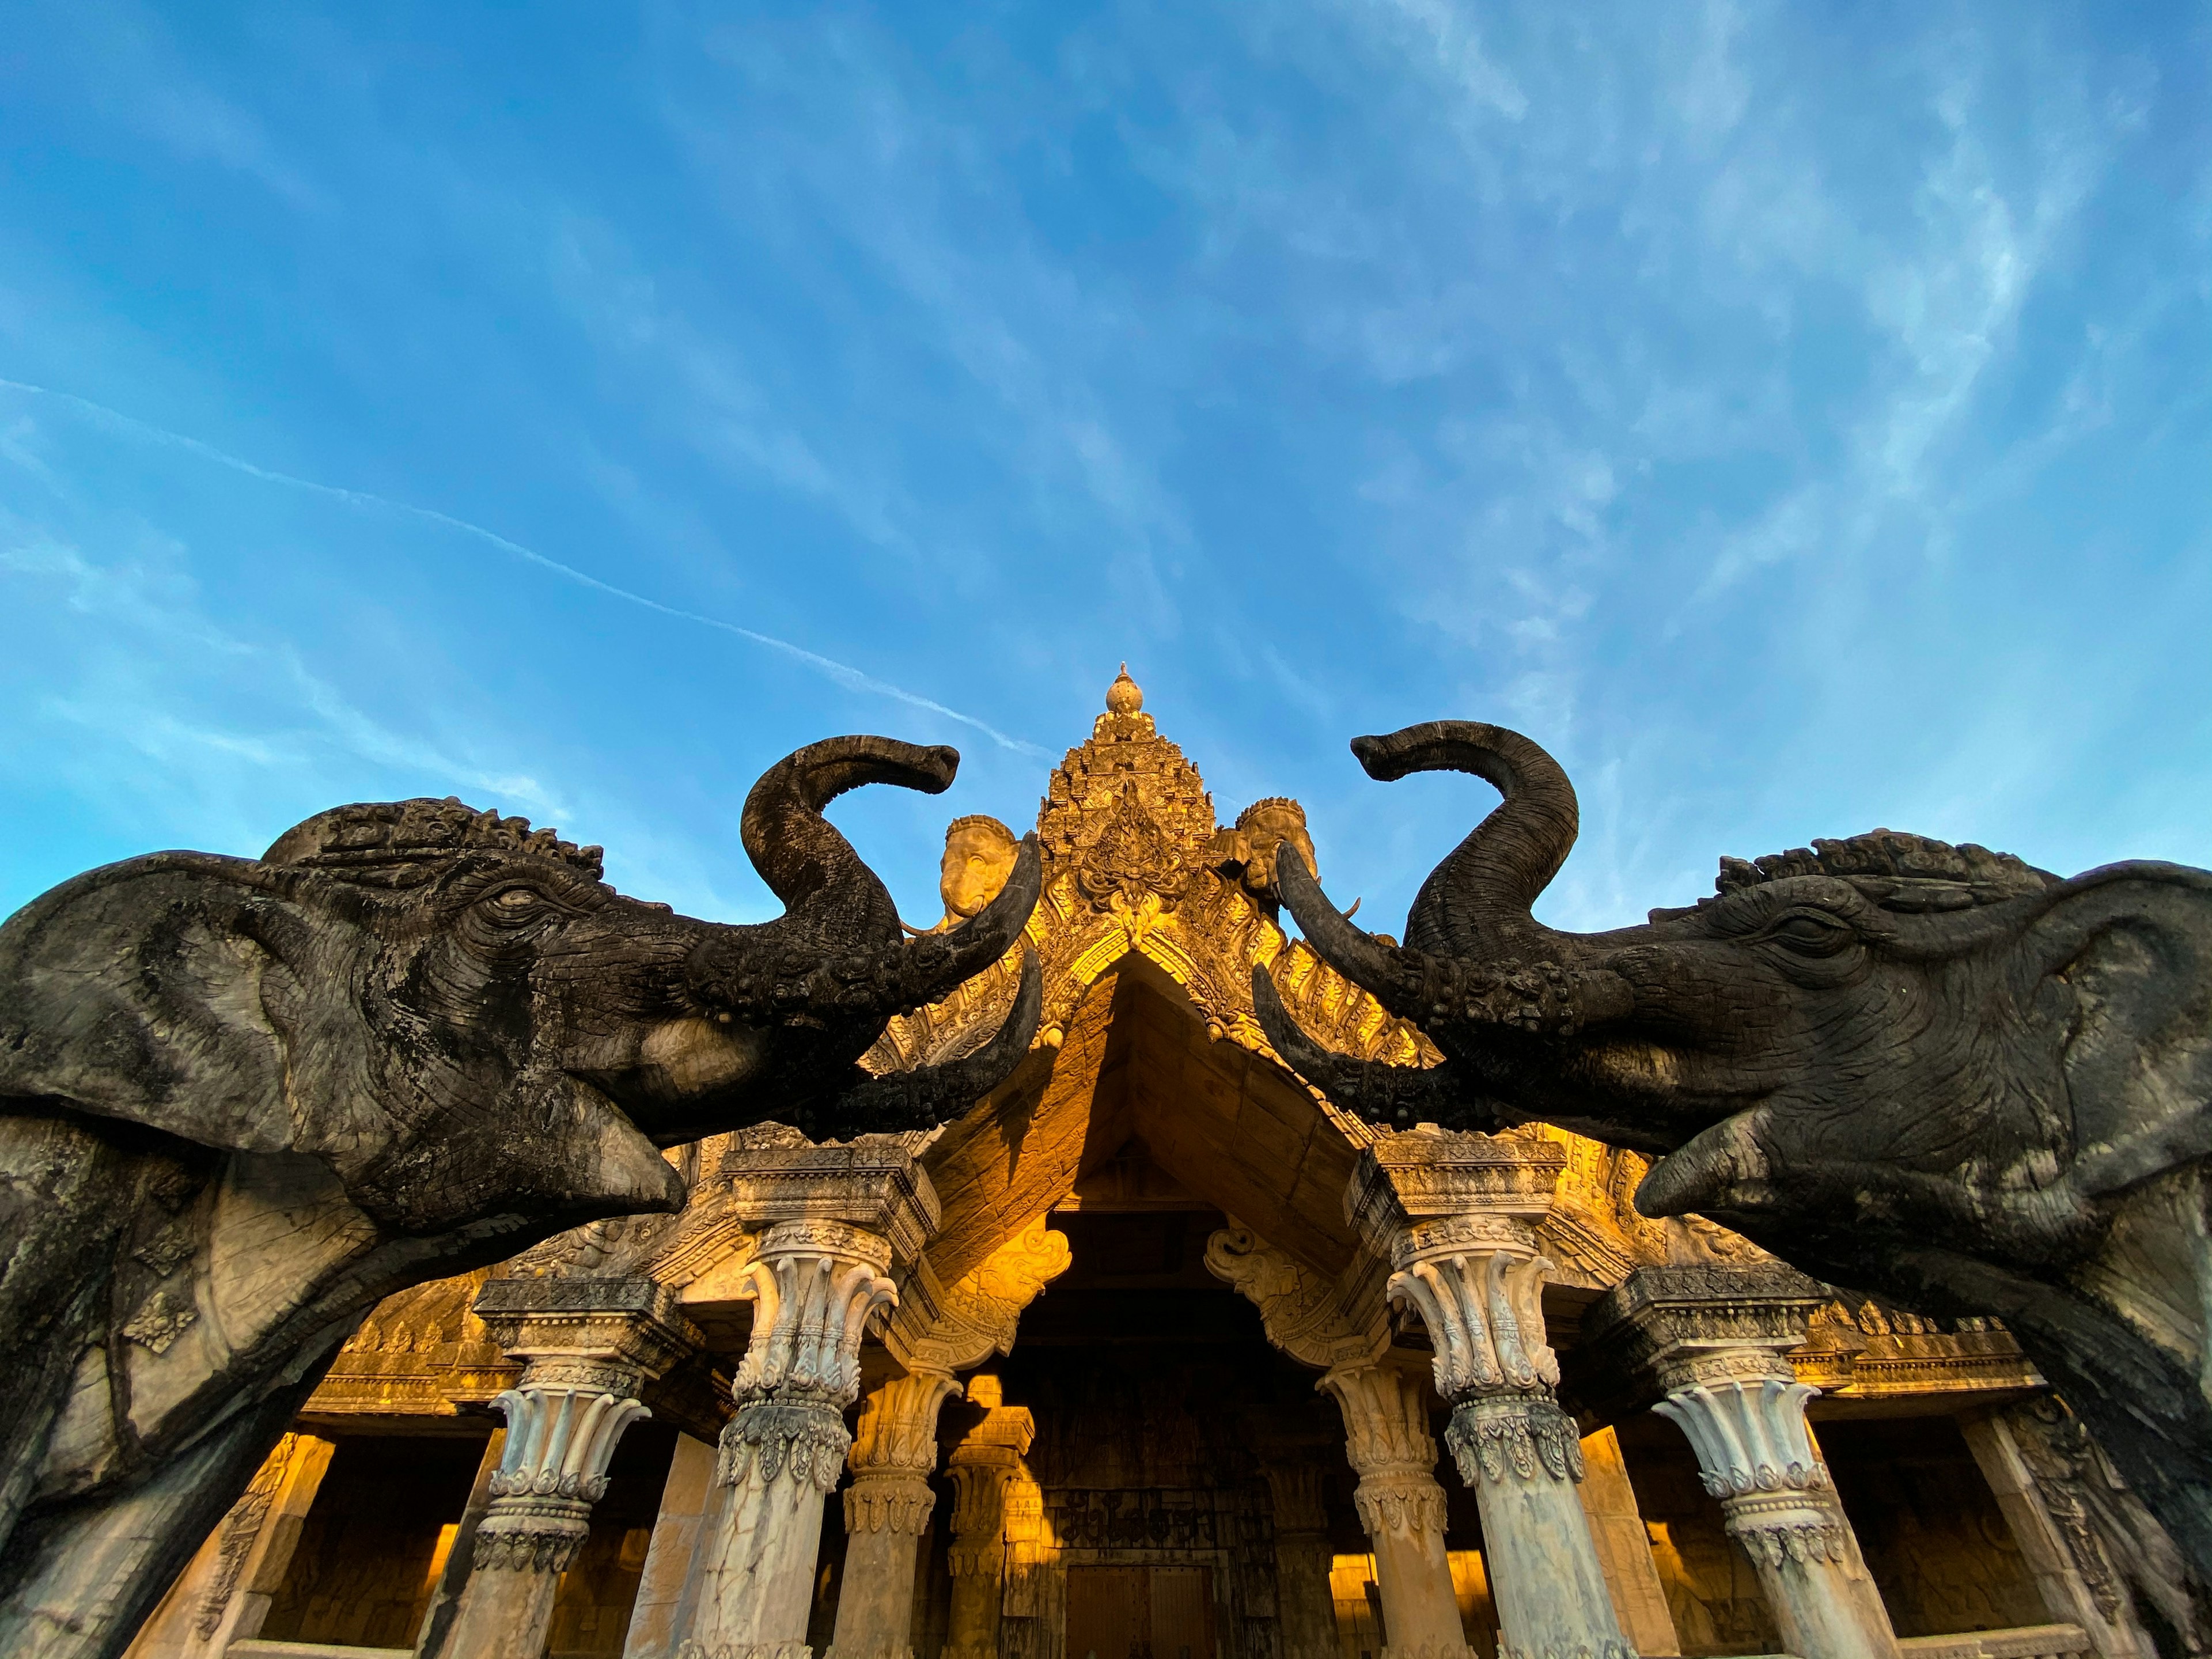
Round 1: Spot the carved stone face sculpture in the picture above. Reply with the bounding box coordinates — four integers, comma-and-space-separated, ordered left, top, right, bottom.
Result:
1231, 797, 1317, 902
941, 813, 1021, 923
0, 734, 1043, 1659
1256, 719, 2212, 1581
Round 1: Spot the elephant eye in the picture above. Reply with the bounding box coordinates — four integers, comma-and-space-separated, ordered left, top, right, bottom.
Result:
484, 885, 549, 920
1768, 910, 1853, 955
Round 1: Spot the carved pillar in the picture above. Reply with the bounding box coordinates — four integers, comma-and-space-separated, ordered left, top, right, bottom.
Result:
1262, 1461, 1342, 1659
1582, 1267, 1900, 1659
1203, 1222, 1465, 1659
1349, 1130, 1633, 1659
1319, 1361, 1471, 1659
677, 1136, 941, 1659
827, 1370, 961, 1659
943, 1377, 1035, 1659
442, 1277, 696, 1659
124, 1432, 337, 1659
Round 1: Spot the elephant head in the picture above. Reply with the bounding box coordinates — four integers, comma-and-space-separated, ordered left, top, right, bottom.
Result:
1257, 719, 2212, 1578
0, 734, 1040, 1658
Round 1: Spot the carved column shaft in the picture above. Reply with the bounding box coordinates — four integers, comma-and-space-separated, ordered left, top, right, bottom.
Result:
827, 1370, 961, 1659
442, 1278, 693, 1659
683, 1220, 896, 1659
1351, 1131, 1632, 1659
1321, 1362, 1469, 1659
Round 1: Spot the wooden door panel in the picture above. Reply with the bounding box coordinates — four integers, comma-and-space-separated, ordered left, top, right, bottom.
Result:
1067, 1566, 1149, 1659
1149, 1566, 1214, 1659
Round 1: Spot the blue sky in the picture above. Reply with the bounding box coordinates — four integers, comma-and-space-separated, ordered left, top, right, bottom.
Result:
3, 3, 2207, 937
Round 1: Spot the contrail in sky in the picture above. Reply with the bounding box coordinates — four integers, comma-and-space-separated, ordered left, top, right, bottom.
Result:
0, 376, 1046, 757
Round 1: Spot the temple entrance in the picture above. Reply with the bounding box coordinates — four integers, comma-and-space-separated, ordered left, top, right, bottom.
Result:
1066, 1566, 1217, 1659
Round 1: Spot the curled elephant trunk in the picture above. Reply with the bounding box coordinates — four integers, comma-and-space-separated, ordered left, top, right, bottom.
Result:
1350, 721, 1577, 959
740, 734, 961, 940
1275, 725, 1632, 1041
687, 736, 1044, 1029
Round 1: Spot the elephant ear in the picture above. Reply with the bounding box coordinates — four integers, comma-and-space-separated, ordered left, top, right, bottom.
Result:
2031, 863, 2212, 1200
0, 851, 343, 1154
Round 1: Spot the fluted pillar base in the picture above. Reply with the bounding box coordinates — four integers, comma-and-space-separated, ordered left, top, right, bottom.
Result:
680, 1397, 851, 1654
1721, 1487, 1897, 1659
1448, 1395, 1634, 1659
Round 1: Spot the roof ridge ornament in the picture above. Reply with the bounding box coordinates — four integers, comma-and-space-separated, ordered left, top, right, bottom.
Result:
1105, 662, 1143, 715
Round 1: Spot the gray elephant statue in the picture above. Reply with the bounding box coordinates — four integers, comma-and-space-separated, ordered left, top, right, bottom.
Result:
0, 734, 1041, 1659
1256, 719, 2212, 1584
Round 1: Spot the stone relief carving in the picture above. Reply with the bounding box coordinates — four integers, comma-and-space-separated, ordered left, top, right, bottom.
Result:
1202, 1225, 1388, 1372
886, 1218, 1073, 1376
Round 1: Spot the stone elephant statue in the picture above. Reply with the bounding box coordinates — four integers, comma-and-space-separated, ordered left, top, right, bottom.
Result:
1256, 719, 2212, 1584
0, 734, 1041, 1659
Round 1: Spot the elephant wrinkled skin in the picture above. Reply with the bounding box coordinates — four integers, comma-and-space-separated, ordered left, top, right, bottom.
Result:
1257, 719, 2212, 1582
0, 734, 1040, 1659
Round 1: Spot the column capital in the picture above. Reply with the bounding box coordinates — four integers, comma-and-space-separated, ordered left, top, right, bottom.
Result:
1320, 1358, 1438, 1482
473, 1273, 700, 1393
1347, 1131, 1569, 1403
1579, 1264, 1829, 1406
718, 1133, 942, 1265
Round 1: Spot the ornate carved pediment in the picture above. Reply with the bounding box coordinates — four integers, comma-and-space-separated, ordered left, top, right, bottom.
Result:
866, 672, 1435, 1148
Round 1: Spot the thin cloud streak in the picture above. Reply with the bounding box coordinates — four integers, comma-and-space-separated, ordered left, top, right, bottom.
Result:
0, 376, 1047, 758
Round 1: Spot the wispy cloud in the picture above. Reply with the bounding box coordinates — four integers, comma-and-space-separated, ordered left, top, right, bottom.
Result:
0, 376, 1044, 756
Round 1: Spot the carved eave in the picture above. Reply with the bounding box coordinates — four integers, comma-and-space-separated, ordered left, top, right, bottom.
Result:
883, 1218, 1074, 1376
1792, 1298, 2043, 1403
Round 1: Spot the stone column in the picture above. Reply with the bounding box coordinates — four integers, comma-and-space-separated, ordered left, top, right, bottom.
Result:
1583, 1266, 1900, 1659
1349, 1130, 1633, 1659
1262, 1462, 1342, 1659
827, 1370, 961, 1659
684, 1219, 898, 1655
442, 1276, 696, 1659
675, 1133, 941, 1659
1320, 1360, 1470, 1659
124, 1432, 336, 1659
942, 1377, 1035, 1659
1203, 1222, 1466, 1658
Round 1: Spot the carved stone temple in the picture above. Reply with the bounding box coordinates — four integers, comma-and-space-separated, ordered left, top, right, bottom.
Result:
128, 673, 2199, 1659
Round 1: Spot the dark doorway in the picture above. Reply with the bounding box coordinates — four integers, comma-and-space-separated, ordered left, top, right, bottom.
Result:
1065, 1565, 1216, 1659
